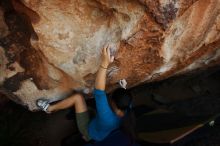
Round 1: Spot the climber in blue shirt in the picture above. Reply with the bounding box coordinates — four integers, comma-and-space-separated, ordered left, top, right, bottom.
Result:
36, 45, 136, 145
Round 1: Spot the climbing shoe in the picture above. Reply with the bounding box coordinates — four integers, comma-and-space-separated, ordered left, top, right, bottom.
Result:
36, 99, 50, 113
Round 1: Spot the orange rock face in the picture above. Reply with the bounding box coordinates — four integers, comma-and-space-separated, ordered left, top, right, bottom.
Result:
0, 0, 220, 110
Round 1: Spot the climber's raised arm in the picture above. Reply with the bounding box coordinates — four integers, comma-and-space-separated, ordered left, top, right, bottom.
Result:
95, 45, 114, 91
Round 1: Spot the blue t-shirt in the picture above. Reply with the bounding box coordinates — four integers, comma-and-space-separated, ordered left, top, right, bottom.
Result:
88, 89, 121, 141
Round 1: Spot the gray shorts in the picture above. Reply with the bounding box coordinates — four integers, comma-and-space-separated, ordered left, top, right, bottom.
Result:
76, 111, 91, 141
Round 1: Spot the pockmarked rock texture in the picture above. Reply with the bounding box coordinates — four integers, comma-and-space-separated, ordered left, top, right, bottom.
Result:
0, 0, 220, 110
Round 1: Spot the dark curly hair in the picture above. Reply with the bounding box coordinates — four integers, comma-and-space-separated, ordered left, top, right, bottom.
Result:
111, 88, 136, 142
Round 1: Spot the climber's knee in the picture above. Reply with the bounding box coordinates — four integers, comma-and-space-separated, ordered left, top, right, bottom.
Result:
72, 93, 87, 113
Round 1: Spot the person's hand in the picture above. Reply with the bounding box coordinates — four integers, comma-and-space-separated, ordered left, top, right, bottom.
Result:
119, 79, 127, 89
101, 45, 114, 68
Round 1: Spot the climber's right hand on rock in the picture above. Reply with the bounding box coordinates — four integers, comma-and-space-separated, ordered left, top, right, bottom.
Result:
101, 45, 114, 68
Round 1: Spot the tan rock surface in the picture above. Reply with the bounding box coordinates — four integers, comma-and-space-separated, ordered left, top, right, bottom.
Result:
0, 0, 220, 110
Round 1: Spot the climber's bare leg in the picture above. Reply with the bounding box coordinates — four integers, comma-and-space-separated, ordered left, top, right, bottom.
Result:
47, 93, 88, 113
